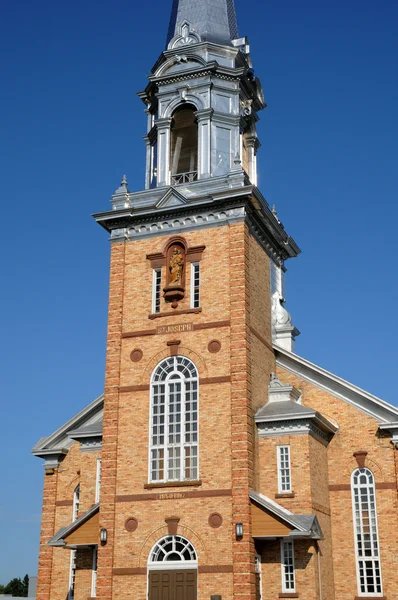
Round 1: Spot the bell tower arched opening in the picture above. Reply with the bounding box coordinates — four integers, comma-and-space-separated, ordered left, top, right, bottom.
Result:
170, 105, 198, 184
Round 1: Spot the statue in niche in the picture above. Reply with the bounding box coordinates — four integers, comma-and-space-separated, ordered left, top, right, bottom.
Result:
169, 247, 184, 286
164, 242, 186, 306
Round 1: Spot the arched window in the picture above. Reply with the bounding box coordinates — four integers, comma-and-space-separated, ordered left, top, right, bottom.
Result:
351, 468, 383, 596
170, 105, 198, 184
150, 356, 198, 483
72, 484, 80, 521
149, 535, 197, 566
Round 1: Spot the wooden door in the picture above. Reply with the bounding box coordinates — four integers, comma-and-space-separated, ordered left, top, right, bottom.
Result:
149, 569, 197, 600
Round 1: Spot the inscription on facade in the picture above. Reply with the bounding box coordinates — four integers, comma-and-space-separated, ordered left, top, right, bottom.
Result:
158, 493, 186, 500
156, 323, 193, 335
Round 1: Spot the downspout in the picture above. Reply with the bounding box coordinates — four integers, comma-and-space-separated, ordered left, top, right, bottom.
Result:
316, 541, 322, 600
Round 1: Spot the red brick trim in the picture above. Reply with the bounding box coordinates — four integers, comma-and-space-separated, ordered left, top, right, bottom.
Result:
113, 567, 147, 575
165, 516, 180, 535
193, 320, 230, 331
353, 450, 368, 468
275, 493, 295, 499
116, 488, 232, 503
121, 320, 230, 338
198, 565, 233, 573
279, 594, 299, 598
149, 308, 202, 320
354, 597, 386, 600
330, 483, 396, 491
55, 500, 73, 507
167, 339, 181, 356
200, 376, 231, 385
122, 329, 156, 338
329, 484, 351, 491
376, 482, 396, 490
119, 384, 150, 393
249, 326, 274, 352
144, 480, 202, 489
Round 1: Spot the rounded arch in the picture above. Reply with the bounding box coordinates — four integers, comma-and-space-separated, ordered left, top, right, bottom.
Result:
351, 466, 375, 486
142, 349, 207, 384
156, 55, 207, 78
148, 535, 198, 568
151, 355, 198, 384
164, 96, 204, 119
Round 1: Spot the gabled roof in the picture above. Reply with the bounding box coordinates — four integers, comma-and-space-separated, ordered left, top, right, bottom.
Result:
249, 490, 323, 539
47, 503, 99, 547
274, 345, 398, 425
32, 394, 103, 465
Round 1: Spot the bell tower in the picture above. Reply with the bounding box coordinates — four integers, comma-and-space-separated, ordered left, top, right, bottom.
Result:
93, 1, 300, 599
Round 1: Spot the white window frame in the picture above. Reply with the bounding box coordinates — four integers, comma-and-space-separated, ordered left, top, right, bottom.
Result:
351, 468, 383, 597
255, 554, 262, 600
277, 445, 292, 493
152, 268, 162, 314
72, 485, 80, 521
149, 356, 199, 484
95, 459, 102, 504
68, 549, 77, 600
280, 540, 295, 593
190, 262, 200, 309
91, 546, 98, 597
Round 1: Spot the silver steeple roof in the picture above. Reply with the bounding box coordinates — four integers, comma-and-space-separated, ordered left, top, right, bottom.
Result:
166, 0, 239, 46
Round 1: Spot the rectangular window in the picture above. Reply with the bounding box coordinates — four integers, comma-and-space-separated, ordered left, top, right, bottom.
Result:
91, 547, 98, 597
68, 550, 77, 600
280, 541, 295, 592
152, 268, 162, 314
190, 262, 200, 308
95, 459, 102, 503
277, 446, 292, 493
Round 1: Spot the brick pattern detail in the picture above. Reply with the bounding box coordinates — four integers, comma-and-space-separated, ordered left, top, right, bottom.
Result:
96, 241, 126, 600
36, 470, 58, 600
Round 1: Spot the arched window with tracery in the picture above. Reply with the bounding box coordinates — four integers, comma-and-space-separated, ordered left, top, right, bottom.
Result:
150, 356, 198, 483
149, 536, 197, 567
351, 468, 383, 596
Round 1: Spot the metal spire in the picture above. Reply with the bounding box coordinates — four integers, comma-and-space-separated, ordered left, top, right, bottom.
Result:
166, 0, 239, 46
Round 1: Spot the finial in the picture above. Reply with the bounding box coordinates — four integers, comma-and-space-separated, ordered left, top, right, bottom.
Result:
113, 174, 130, 196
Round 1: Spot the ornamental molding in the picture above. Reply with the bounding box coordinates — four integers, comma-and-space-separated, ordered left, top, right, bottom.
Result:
80, 437, 102, 451
257, 418, 331, 444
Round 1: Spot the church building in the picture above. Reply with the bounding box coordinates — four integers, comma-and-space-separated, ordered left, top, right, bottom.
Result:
32, 1, 398, 599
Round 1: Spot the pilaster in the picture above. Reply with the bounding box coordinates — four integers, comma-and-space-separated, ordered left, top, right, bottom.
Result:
156, 118, 172, 186
36, 469, 58, 600
229, 222, 256, 600
96, 242, 126, 600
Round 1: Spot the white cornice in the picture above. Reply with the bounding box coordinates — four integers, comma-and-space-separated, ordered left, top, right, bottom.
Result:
274, 345, 398, 424
32, 394, 104, 461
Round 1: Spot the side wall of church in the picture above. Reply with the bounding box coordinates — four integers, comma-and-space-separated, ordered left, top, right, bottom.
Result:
276, 366, 398, 599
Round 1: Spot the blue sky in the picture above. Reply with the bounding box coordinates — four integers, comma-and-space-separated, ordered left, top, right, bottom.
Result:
0, 0, 397, 584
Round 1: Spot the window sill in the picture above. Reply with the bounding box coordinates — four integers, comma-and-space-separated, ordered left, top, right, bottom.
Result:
354, 597, 386, 599
144, 480, 202, 489
275, 493, 295, 499
149, 308, 202, 319
279, 594, 299, 598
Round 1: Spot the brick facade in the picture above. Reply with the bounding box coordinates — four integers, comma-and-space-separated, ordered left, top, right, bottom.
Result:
35, 219, 398, 600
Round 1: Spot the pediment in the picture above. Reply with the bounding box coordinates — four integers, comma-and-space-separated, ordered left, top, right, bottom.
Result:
156, 188, 188, 208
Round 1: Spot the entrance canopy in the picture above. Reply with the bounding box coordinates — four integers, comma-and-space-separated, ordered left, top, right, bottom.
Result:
250, 490, 322, 540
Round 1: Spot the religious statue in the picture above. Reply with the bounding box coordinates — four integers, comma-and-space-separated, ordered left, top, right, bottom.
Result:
168, 247, 184, 286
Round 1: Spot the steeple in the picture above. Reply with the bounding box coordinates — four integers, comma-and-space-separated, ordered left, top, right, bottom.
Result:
166, 0, 239, 46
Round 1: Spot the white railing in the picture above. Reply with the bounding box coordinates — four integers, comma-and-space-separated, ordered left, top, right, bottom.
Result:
171, 171, 198, 184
